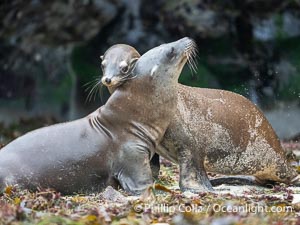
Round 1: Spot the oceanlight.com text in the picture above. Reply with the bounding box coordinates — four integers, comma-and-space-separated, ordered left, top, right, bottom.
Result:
133, 203, 293, 214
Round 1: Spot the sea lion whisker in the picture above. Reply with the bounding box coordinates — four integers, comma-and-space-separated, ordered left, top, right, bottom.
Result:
85, 82, 99, 102
185, 41, 197, 50
83, 77, 100, 87
94, 80, 102, 101
190, 52, 198, 68
187, 41, 196, 48
190, 58, 198, 74
186, 56, 193, 72
184, 43, 198, 74
191, 58, 198, 73
82, 80, 95, 87
191, 49, 197, 56
185, 46, 196, 56
185, 47, 193, 53
191, 40, 197, 48
188, 46, 197, 57
186, 51, 197, 74
84, 78, 101, 92
186, 44, 193, 50
191, 50, 198, 60
92, 82, 100, 102
99, 83, 106, 103
84, 82, 96, 93
86, 80, 101, 103
92, 80, 102, 102
187, 57, 197, 74
83, 80, 94, 87
86, 87, 94, 103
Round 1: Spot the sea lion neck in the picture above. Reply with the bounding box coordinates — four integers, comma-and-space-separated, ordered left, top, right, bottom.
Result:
99, 75, 176, 146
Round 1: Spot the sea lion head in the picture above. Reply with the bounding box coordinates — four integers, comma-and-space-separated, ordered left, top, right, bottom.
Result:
100, 44, 140, 89
101, 37, 197, 92
135, 37, 197, 83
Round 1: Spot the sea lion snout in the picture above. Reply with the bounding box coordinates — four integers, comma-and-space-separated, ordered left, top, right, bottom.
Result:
101, 75, 114, 86
134, 37, 197, 82
167, 37, 198, 72
104, 77, 111, 84
175, 37, 197, 54
101, 71, 123, 87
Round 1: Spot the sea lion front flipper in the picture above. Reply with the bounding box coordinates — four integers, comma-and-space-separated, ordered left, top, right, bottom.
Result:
115, 147, 153, 195
178, 147, 213, 192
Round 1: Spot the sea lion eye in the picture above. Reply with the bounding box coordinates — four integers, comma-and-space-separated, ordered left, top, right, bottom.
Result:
121, 65, 129, 73
167, 47, 176, 59
119, 61, 129, 74
170, 47, 175, 53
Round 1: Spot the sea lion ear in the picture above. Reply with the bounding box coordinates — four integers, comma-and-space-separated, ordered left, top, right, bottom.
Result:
130, 57, 139, 67
100, 55, 104, 60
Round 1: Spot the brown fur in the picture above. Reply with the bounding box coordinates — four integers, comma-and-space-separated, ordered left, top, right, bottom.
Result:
102, 46, 297, 192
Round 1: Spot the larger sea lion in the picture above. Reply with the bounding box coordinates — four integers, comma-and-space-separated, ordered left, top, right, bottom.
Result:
101, 45, 298, 192
0, 37, 196, 194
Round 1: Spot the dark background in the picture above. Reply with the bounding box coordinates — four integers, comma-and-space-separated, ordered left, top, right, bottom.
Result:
0, 0, 299, 141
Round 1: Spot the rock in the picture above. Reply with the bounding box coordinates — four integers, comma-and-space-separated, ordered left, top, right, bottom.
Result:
161, 0, 230, 38
0, 0, 121, 121
1, 0, 119, 46
264, 102, 300, 140
252, 11, 300, 41
100, 186, 128, 204
210, 216, 240, 225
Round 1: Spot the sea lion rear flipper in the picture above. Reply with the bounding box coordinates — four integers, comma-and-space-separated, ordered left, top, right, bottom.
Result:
178, 147, 213, 192
210, 176, 257, 186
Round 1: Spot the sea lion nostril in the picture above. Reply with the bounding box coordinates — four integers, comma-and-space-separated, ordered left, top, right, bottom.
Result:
105, 78, 111, 84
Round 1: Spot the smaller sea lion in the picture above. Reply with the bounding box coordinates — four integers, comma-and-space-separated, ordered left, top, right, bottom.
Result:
100, 44, 160, 178
101, 45, 298, 192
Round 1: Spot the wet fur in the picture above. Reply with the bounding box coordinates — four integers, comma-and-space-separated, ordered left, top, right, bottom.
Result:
102, 44, 297, 192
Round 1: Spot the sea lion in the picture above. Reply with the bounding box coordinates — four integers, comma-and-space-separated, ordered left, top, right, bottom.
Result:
100, 44, 161, 178
101, 45, 298, 192
0, 37, 195, 194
